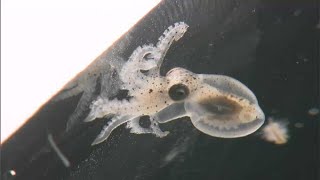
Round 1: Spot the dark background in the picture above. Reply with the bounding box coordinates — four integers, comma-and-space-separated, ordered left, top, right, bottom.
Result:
2, 0, 319, 180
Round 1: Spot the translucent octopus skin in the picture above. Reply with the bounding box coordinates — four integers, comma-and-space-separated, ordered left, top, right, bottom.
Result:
85, 22, 265, 145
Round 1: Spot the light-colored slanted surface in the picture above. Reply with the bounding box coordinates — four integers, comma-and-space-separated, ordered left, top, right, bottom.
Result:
1, 0, 161, 143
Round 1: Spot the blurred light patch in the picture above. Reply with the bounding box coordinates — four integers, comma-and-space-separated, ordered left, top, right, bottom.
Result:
1, 0, 160, 143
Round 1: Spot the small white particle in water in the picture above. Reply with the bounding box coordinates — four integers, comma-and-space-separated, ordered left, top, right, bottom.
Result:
308, 108, 319, 116
294, 122, 304, 128
9, 170, 16, 176
261, 117, 289, 145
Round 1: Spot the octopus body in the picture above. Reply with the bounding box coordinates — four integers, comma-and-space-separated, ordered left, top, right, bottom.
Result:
84, 22, 265, 145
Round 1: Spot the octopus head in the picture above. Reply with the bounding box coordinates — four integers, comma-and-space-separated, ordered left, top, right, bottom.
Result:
163, 67, 265, 138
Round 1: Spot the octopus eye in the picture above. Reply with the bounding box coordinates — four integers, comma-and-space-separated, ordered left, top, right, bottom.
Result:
168, 84, 189, 101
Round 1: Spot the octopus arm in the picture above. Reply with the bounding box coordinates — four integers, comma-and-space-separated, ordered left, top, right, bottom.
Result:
92, 115, 134, 145
154, 102, 188, 123
52, 81, 83, 102
66, 89, 96, 130
155, 22, 189, 69
99, 67, 122, 99
120, 45, 158, 86
119, 22, 189, 85
84, 97, 110, 122
55, 74, 99, 130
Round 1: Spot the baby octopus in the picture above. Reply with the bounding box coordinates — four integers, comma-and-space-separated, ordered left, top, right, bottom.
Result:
85, 22, 265, 145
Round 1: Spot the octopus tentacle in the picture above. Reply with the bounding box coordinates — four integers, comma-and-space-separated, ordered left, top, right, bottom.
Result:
154, 22, 189, 71
120, 22, 189, 87
92, 115, 134, 145
120, 44, 158, 89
